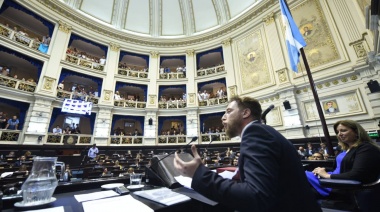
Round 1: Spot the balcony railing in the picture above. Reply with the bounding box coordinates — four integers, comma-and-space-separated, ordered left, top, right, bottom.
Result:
109, 136, 144, 145
46, 133, 92, 144
198, 97, 228, 107
65, 54, 105, 71
158, 72, 186, 80
196, 65, 225, 77
56, 90, 99, 105
114, 99, 147, 108
118, 68, 148, 79
200, 133, 229, 143
0, 24, 45, 52
158, 101, 187, 109
158, 135, 187, 144
0, 130, 21, 142
0, 75, 37, 93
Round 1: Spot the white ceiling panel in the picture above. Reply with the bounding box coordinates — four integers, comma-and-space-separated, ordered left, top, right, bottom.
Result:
125, 0, 150, 34
192, 0, 218, 32
161, 0, 183, 36
80, 0, 114, 23
227, 0, 259, 19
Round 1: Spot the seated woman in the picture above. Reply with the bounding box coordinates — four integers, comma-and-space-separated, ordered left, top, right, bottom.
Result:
305, 146, 346, 197
312, 120, 380, 196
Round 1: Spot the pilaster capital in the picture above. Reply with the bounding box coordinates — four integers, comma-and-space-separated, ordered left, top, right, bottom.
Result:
150, 51, 159, 58
58, 20, 72, 33
109, 42, 120, 52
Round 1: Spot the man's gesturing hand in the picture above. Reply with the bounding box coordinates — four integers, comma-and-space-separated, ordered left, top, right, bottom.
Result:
173, 144, 202, 178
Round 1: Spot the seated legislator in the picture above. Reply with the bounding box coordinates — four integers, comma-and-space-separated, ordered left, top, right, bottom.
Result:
174, 96, 321, 212
312, 120, 380, 192
306, 146, 346, 198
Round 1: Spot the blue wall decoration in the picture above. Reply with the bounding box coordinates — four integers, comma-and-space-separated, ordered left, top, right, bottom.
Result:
111, 115, 145, 135
196, 46, 224, 69
115, 81, 147, 101
59, 69, 103, 94
158, 84, 186, 99
199, 112, 225, 133
0, 45, 43, 81
197, 78, 226, 92
0, 97, 30, 130
49, 108, 96, 134
0, 0, 55, 36
158, 116, 187, 135
119, 51, 149, 67
68, 33, 108, 56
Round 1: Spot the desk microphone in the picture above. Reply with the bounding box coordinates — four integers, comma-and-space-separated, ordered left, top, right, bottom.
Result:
261, 104, 274, 125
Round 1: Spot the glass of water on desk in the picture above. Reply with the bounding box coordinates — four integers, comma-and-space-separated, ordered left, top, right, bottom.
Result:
130, 173, 142, 186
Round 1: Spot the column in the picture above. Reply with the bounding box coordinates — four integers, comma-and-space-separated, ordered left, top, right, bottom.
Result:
185, 49, 196, 107
36, 20, 72, 96
147, 51, 159, 108
279, 89, 304, 139
222, 38, 237, 97
143, 109, 158, 145
93, 106, 113, 146
22, 95, 56, 144
99, 42, 120, 105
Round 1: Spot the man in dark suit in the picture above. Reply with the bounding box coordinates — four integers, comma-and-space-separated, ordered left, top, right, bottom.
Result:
174, 96, 321, 212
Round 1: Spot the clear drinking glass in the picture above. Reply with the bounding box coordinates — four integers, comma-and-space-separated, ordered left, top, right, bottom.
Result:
20, 157, 58, 206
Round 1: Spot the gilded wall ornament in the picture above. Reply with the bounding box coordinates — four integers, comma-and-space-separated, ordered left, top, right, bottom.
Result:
350, 75, 358, 80
332, 80, 339, 85
352, 42, 367, 58
317, 84, 323, 89
228, 85, 236, 97
150, 51, 159, 58
341, 77, 348, 82
263, 12, 274, 25
324, 82, 331, 87
186, 49, 195, 56
109, 42, 120, 52
58, 20, 72, 33
222, 38, 232, 46
277, 69, 288, 83
103, 90, 113, 101
43, 77, 55, 91
188, 93, 195, 103
296, 90, 302, 94
149, 95, 156, 104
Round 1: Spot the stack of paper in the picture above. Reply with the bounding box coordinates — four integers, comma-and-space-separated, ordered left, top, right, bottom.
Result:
134, 187, 190, 206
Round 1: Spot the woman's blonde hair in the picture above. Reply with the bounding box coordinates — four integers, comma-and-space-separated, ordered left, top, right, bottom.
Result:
333, 120, 375, 151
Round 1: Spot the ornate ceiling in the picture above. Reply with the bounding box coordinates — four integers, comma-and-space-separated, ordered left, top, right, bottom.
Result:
60, 0, 262, 38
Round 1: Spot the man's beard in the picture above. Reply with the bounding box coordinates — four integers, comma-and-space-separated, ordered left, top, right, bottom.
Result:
225, 122, 239, 138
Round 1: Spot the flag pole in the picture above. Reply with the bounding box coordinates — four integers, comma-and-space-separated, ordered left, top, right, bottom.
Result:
299, 49, 334, 156
283, 0, 334, 156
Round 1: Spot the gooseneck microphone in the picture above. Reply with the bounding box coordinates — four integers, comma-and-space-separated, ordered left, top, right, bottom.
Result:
261, 104, 274, 125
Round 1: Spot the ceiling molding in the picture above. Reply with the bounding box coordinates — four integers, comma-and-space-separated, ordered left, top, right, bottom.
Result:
32, 0, 276, 47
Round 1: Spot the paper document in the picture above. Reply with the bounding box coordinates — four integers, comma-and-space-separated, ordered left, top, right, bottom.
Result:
134, 187, 191, 206
174, 175, 192, 189
218, 170, 236, 179
74, 190, 119, 202
82, 195, 153, 212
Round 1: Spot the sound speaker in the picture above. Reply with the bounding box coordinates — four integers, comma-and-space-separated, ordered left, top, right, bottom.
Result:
148, 118, 153, 126
150, 153, 193, 189
283, 101, 291, 110
367, 80, 380, 93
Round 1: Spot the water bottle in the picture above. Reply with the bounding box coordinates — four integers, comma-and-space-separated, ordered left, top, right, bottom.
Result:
63, 171, 69, 182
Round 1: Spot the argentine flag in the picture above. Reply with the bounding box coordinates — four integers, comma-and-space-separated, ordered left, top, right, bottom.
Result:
279, 0, 306, 73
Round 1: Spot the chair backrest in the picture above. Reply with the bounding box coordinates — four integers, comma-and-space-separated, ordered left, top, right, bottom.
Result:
355, 176, 380, 212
